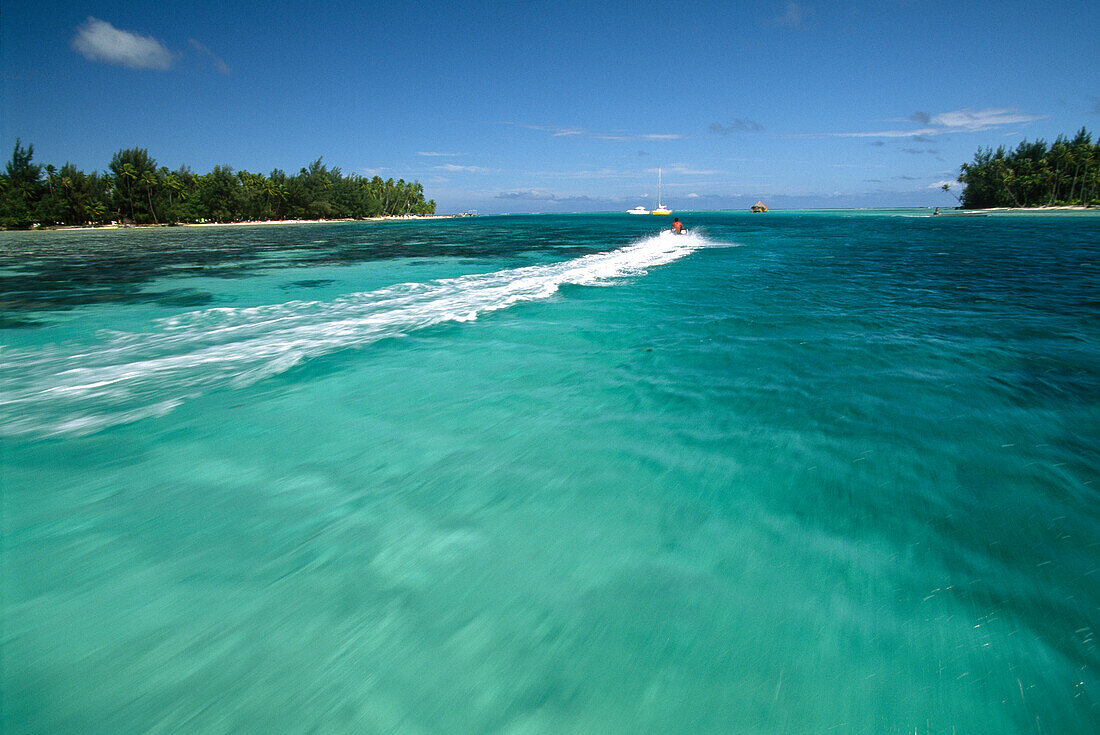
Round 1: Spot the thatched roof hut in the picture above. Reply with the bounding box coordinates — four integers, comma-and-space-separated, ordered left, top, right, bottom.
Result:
750, 201, 768, 212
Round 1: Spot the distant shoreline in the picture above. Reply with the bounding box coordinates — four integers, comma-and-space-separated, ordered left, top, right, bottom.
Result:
935, 205, 1097, 216
8, 207, 1099, 232
181, 215, 461, 228
971, 205, 1094, 212
26, 214, 463, 232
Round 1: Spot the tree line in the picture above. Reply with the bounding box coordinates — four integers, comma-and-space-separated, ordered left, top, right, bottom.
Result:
952, 127, 1098, 209
0, 141, 435, 229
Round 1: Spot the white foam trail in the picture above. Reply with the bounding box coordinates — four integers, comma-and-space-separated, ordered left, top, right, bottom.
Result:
1, 231, 705, 437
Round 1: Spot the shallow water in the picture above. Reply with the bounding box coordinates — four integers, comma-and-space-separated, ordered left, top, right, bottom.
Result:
2, 212, 1098, 733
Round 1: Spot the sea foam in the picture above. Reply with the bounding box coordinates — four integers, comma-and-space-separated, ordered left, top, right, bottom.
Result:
0, 230, 705, 437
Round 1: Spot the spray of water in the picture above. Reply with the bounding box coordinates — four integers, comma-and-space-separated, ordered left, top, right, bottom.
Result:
1, 231, 708, 437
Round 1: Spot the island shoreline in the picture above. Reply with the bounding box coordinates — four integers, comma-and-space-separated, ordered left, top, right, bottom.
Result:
9, 206, 1099, 232
28, 214, 464, 232
935, 205, 1097, 216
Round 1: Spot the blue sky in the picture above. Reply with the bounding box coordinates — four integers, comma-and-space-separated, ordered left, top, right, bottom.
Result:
3, 0, 1098, 213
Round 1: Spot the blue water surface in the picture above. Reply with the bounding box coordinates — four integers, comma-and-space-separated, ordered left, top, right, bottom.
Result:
2, 211, 1098, 733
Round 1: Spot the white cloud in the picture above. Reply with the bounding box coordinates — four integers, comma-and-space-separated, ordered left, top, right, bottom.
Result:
821, 107, 1046, 138
506, 123, 585, 137
594, 133, 684, 141
929, 180, 958, 189
505, 122, 682, 142
72, 17, 173, 70
189, 39, 228, 74
927, 108, 1042, 131
418, 151, 462, 157
434, 164, 493, 172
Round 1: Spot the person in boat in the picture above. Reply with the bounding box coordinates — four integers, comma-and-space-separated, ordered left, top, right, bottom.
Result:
671, 217, 684, 234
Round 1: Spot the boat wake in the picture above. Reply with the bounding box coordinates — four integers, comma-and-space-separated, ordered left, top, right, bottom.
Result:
1, 230, 707, 437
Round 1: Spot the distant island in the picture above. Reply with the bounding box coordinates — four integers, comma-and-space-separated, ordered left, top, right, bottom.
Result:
948, 127, 1098, 210
0, 142, 435, 229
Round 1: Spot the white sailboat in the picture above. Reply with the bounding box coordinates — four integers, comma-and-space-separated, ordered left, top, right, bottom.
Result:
651, 168, 672, 215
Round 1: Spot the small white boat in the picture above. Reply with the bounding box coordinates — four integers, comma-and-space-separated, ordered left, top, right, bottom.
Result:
627, 206, 650, 215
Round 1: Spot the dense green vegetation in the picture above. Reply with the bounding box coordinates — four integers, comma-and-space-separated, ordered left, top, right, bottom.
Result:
0, 141, 435, 229
953, 127, 1098, 209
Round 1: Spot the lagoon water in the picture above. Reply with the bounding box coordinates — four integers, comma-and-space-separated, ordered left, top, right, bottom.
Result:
2, 211, 1098, 733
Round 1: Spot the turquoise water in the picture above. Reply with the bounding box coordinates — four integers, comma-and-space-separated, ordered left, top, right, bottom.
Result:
2, 211, 1098, 733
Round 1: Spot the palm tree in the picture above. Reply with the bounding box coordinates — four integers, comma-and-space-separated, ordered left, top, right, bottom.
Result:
119, 163, 139, 221
140, 170, 160, 223
165, 173, 183, 208
87, 201, 107, 224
